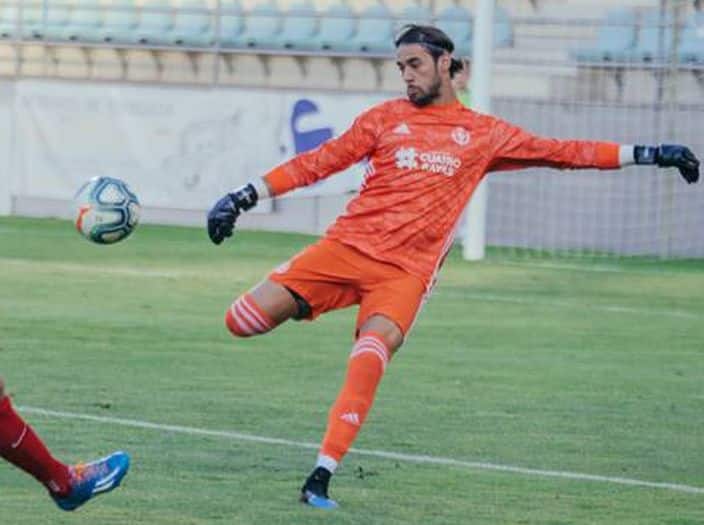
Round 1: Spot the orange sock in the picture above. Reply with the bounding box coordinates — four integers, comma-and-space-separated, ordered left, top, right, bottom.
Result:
319, 332, 391, 468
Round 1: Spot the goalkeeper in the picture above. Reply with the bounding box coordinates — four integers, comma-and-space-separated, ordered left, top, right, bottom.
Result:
207, 24, 699, 510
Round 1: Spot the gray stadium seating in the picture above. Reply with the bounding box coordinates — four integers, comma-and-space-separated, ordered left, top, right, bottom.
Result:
227, 1, 282, 49
679, 12, 704, 64
102, 0, 139, 44
271, 1, 318, 50
299, 1, 356, 52
133, 1, 173, 45
60, 2, 104, 43
171, 0, 214, 47
330, 2, 394, 55
572, 8, 637, 63
630, 10, 673, 62
436, 4, 473, 57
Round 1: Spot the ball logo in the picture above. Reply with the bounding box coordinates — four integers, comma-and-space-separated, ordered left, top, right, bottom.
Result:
452, 127, 470, 146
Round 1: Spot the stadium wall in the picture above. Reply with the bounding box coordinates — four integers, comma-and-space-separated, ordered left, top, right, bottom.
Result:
5, 78, 385, 235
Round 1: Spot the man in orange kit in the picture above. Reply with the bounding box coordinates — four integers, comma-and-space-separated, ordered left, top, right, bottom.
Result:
207, 25, 699, 509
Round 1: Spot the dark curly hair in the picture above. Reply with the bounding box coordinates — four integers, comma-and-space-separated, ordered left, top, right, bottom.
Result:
394, 24, 464, 77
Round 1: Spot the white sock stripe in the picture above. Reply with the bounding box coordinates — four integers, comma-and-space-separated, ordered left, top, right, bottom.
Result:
350, 347, 388, 371
10, 425, 27, 449
229, 303, 254, 334
231, 303, 257, 334
241, 296, 271, 331
235, 300, 266, 333
351, 343, 388, 363
237, 300, 268, 334
355, 336, 389, 361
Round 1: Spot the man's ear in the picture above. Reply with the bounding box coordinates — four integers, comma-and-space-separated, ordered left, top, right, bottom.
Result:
438, 54, 451, 74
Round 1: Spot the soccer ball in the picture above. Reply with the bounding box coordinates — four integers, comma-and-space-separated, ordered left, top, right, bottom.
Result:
74, 176, 141, 244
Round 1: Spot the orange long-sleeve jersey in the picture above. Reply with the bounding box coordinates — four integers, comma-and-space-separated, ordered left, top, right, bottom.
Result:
264, 98, 620, 288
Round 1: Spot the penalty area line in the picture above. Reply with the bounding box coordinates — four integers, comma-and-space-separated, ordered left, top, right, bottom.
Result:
18, 405, 704, 496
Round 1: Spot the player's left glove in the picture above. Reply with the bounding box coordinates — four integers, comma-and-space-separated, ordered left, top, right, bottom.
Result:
634, 144, 700, 184
207, 183, 259, 245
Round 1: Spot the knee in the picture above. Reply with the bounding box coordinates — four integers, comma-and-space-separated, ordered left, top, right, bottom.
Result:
359, 315, 404, 354
225, 293, 275, 338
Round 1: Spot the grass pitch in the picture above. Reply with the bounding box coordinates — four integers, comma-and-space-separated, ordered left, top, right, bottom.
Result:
0, 217, 702, 524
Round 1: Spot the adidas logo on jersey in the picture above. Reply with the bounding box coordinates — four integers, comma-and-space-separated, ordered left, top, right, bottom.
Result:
393, 122, 411, 135
340, 412, 361, 426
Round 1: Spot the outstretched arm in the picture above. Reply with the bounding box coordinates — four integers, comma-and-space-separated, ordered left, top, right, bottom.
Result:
207, 107, 382, 245
487, 120, 700, 183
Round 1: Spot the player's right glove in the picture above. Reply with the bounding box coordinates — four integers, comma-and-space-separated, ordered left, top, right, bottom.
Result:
207, 183, 259, 245
634, 144, 700, 184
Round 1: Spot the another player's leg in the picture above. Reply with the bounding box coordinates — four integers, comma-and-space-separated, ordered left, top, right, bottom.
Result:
300, 315, 403, 509
224, 279, 299, 338
0, 377, 129, 511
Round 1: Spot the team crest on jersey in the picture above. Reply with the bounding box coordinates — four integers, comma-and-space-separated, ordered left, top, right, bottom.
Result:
451, 127, 471, 146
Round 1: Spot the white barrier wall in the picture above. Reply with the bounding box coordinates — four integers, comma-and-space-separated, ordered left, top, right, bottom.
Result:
11, 79, 387, 227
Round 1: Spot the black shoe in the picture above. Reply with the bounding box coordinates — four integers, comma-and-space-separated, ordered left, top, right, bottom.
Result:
299, 466, 338, 509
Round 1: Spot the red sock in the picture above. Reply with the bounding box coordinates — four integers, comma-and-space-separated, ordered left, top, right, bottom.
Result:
320, 332, 391, 463
0, 396, 71, 496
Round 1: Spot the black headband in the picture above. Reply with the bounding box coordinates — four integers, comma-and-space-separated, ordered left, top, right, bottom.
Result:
394, 26, 455, 54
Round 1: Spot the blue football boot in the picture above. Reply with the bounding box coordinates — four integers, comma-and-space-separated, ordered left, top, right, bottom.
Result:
52, 451, 130, 511
300, 466, 338, 509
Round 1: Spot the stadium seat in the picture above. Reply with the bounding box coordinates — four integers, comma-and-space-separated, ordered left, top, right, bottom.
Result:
301, 2, 356, 52
272, 0, 318, 50
300, 56, 341, 89
170, 0, 213, 47
630, 10, 673, 62
160, 50, 198, 82
19, 44, 51, 76
133, 1, 174, 45
219, 53, 267, 85
216, 0, 244, 46
571, 8, 637, 63
36, 4, 72, 41
436, 4, 473, 57
0, 43, 17, 75
53, 47, 92, 78
678, 13, 704, 64
101, 0, 139, 44
332, 3, 394, 55
0, 4, 43, 40
125, 49, 161, 81
91, 48, 126, 79
228, 1, 282, 49
267, 56, 306, 87
397, 3, 433, 27
60, 2, 104, 43
494, 5, 513, 48
341, 58, 377, 90
380, 58, 403, 93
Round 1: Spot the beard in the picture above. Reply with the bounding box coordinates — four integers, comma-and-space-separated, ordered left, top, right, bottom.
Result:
408, 77, 442, 107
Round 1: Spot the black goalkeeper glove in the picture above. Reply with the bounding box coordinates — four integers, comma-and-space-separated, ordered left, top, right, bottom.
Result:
634, 144, 700, 184
207, 183, 259, 245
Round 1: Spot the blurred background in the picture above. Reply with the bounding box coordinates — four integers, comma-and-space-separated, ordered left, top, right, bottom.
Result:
0, 0, 702, 258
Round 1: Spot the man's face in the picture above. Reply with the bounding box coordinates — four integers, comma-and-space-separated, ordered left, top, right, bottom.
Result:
396, 43, 443, 107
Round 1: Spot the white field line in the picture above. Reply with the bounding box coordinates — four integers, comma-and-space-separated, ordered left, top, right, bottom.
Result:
2, 258, 698, 320
436, 291, 700, 320
19, 406, 704, 496
0, 257, 184, 279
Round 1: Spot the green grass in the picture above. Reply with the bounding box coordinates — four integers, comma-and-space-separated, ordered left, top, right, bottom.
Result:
1, 217, 703, 525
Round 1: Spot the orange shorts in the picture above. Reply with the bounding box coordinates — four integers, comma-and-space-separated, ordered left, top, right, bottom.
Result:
269, 238, 426, 337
